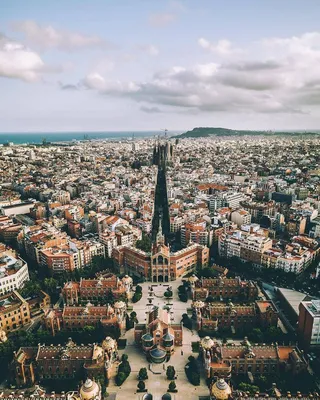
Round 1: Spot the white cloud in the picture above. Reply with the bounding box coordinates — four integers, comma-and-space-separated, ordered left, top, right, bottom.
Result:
0, 34, 44, 81
198, 37, 242, 56
61, 31, 320, 116
139, 44, 159, 56
12, 20, 108, 51
148, 13, 175, 27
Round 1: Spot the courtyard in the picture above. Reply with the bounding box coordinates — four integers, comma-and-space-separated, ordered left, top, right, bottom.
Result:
107, 279, 210, 400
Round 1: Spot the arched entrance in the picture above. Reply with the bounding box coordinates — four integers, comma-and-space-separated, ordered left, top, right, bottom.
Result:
164, 276, 169, 282
158, 275, 164, 282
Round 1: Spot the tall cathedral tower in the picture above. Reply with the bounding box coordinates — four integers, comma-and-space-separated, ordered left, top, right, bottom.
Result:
151, 140, 171, 243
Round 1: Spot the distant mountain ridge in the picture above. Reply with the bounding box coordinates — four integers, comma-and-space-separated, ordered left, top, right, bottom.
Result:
173, 127, 320, 138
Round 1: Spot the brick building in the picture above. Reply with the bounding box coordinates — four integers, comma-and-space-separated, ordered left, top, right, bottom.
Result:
190, 275, 259, 302
43, 301, 127, 336
200, 336, 306, 379
113, 228, 209, 282
193, 300, 278, 332
62, 274, 132, 305
12, 337, 119, 387
135, 306, 183, 363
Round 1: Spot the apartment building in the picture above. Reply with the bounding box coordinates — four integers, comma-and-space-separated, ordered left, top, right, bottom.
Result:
0, 246, 29, 295
298, 300, 320, 350
0, 291, 31, 333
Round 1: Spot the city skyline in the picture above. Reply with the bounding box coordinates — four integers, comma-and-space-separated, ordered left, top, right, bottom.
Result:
2, 0, 320, 132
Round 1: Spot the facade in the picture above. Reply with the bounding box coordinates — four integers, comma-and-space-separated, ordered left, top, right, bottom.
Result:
0, 290, 31, 333
12, 337, 119, 387
43, 301, 127, 336
134, 306, 182, 363
218, 227, 272, 266
193, 300, 278, 332
240, 200, 275, 223
113, 230, 209, 282
0, 246, 29, 295
181, 220, 213, 247
200, 336, 306, 379
230, 210, 252, 228
298, 300, 320, 350
62, 274, 132, 305
190, 275, 259, 302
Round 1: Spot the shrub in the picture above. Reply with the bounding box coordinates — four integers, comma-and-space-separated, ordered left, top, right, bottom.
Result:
138, 367, 148, 380
132, 292, 142, 303
168, 381, 177, 392
185, 356, 200, 386
166, 365, 175, 380
116, 372, 127, 386
179, 293, 188, 302
137, 380, 146, 391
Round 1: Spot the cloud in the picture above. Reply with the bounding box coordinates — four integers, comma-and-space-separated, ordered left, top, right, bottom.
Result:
12, 20, 108, 51
138, 44, 159, 56
61, 31, 320, 115
140, 105, 162, 113
198, 37, 242, 56
0, 34, 44, 81
148, 13, 175, 27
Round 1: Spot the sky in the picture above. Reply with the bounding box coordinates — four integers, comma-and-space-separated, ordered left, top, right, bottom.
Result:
1, 0, 320, 132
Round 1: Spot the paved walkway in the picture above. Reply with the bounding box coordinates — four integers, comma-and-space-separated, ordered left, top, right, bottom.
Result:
107, 279, 210, 400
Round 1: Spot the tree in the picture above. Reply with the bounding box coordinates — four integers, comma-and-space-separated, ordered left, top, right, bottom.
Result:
20, 280, 41, 297
250, 328, 264, 343
168, 381, 177, 392
178, 292, 188, 302
132, 291, 142, 303
44, 277, 58, 295
138, 367, 148, 380
137, 380, 146, 391
130, 311, 138, 323
116, 372, 127, 386
164, 289, 173, 298
135, 285, 142, 293
121, 354, 128, 362
136, 235, 152, 252
166, 365, 176, 380
238, 383, 260, 394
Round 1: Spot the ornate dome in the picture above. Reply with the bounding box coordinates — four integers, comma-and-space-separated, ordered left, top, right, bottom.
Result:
149, 346, 167, 363
102, 336, 116, 351
114, 300, 126, 309
201, 336, 214, 350
188, 274, 199, 283
80, 379, 101, 400
193, 300, 205, 309
210, 379, 231, 400
122, 275, 133, 284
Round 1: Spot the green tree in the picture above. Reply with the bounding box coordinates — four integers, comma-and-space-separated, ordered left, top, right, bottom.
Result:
136, 235, 152, 252
166, 366, 176, 380
168, 381, 177, 392
138, 367, 148, 380
137, 380, 146, 391
20, 280, 41, 297
135, 285, 142, 293
44, 277, 58, 293
238, 383, 260, 394
250, 328, 264, 343
116, 372, 127, 386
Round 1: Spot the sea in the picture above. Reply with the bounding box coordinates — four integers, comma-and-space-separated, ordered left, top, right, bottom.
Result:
0, 131, 174, 145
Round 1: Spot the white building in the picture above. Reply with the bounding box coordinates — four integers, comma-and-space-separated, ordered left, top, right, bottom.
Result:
0, 248, 29, 295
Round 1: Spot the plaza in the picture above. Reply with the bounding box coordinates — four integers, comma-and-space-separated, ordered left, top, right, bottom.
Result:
107, 278, 210, 400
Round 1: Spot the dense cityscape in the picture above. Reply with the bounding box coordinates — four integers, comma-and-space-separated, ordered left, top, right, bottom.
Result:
0, 134, 319, 400
3, 0, 320, 399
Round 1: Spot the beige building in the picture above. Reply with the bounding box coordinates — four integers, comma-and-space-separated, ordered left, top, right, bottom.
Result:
0, 291, 31, 333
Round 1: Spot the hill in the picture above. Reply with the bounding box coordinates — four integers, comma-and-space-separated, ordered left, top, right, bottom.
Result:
173, 127, 319, 139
